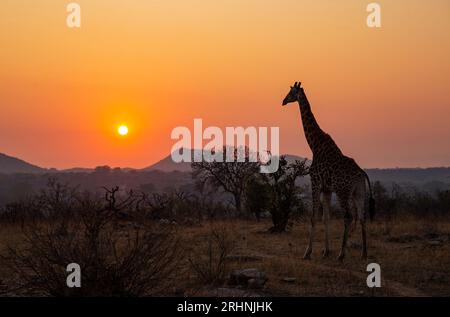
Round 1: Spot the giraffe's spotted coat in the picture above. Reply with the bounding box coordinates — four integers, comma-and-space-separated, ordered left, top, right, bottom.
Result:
283, 82, 374, 261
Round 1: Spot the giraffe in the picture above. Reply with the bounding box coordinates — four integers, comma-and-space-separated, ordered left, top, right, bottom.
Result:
282, 82, 375, 261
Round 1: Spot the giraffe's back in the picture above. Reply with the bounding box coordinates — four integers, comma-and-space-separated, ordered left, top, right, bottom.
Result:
311, 154, 366, 195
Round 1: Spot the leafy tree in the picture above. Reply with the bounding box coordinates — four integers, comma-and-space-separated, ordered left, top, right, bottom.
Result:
263, 157, 309, 233
191, 147, 260, 214
244, 176, 270, 221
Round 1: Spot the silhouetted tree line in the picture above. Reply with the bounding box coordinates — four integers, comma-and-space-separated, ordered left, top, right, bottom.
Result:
1, 148, 449, 230
373, 180, 450, 218
192, 147, 309, 232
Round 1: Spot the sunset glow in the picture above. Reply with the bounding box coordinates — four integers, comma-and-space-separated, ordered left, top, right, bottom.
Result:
0, 0, 449, 169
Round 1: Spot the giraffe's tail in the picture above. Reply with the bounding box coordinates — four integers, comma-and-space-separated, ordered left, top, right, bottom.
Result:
364, 171, 375, 221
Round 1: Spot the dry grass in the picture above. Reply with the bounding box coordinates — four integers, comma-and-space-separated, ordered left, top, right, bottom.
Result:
1, 216, 449, 297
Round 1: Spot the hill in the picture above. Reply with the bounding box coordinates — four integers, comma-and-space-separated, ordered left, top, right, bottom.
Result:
143, 149, 308, 173
0, 153, 46, 174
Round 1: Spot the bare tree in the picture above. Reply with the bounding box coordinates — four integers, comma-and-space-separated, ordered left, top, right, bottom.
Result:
191, 147, 260, 215
1, 184, 183, 297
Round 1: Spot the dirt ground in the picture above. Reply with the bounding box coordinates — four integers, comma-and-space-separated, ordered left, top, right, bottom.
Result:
179, 217, 450, 297
0, 216, 449, 297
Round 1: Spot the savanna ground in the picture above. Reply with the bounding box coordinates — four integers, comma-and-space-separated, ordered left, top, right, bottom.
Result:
2, 216, 447, 297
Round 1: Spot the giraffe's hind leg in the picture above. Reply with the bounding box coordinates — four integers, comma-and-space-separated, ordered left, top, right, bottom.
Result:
303, 210, 315, 260
337, 196, 353, 261
353, 181, 368, 259
360, 219, 368, 259
321, 191, 332, 258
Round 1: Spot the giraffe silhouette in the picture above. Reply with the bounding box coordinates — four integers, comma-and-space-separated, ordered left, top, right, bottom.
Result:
282, 82, 375, 261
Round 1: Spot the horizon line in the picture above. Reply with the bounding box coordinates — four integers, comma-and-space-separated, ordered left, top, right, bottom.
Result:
2, 150, 450, 172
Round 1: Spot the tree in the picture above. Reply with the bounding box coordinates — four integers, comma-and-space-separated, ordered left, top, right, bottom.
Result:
244, 176, 270, 221
191, 147, 260, 214
373, 181, 403, 235
94, 165, 111, 174
263, 157, 309, 233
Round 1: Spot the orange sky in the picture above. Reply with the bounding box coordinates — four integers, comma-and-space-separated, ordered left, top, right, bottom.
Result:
1, 0, 450, 169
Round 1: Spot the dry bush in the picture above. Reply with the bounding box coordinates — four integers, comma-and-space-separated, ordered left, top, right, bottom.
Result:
1, 185, 183, 297
188, 227, 235, 285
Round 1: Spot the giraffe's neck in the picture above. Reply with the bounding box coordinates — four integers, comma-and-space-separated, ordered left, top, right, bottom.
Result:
298, 97, 325, 154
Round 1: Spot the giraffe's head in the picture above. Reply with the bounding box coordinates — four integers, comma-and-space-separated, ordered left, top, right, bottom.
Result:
282, 82, 306, 106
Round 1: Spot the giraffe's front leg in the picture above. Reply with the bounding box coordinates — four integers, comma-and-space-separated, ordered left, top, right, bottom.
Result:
303, 187, 320, 260
337, 210, 353, 261
337, 197, 353, 261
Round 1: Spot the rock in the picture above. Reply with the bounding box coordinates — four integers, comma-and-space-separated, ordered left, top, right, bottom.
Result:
427, 240, 443, 246
159, 218, 170, 225
229, 268, 268, 289
281, 277, 297, 283
248, 278, 266, 289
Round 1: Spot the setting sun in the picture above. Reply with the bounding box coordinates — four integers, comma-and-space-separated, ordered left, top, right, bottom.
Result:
118, 125, 129, 136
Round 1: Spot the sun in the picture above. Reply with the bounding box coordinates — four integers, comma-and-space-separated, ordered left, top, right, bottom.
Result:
118, 125, 129, 136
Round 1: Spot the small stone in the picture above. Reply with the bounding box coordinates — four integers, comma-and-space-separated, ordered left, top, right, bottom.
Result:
247, 278, 265, 289
427, 240, 443, 246
281, 277, 297, 283
159, 218, 170, 225
229, 268, 268, 288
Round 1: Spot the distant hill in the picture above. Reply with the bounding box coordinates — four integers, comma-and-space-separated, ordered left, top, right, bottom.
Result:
142, 149, 201, 173
0, 153, 47, 174
366, 167, 450, 186
143, 149, 309, 173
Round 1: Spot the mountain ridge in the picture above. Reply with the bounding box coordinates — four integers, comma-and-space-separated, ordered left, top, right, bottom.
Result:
0, 153, 47, 174
142, 148, 309, 173
1, 151, 450, 186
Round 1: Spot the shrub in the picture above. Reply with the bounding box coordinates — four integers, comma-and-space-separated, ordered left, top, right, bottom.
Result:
188, 227, 235, 285
1, 184, 183, 297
